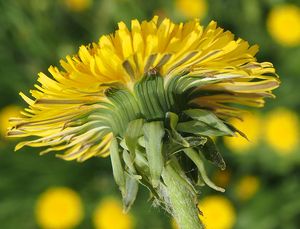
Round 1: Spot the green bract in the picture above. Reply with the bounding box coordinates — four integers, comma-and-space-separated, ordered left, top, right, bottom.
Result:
103, 73, 235, 212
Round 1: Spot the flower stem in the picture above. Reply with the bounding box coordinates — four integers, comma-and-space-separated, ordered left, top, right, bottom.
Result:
162, 163, 204, 229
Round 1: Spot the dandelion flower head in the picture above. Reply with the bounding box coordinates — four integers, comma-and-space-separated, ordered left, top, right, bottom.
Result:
8, 16, 279, 217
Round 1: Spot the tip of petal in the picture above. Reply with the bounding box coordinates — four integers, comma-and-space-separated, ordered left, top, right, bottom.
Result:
15, 142, 26, 151
118, 21, 127, 30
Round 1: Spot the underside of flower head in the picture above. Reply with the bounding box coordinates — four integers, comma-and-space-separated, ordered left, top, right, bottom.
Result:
8, 16, 279, 213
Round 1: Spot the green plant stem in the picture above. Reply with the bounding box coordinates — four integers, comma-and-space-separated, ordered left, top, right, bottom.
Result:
162, 163, 204, 229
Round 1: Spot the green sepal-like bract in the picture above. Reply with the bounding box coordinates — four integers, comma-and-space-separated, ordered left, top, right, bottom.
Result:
110, 137, 126, 195
104, 73, 246, 212
124, 119, 144, 158
143, 121, 165, 188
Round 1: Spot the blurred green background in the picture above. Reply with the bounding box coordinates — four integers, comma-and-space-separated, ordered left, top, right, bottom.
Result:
0, 0, 300, 228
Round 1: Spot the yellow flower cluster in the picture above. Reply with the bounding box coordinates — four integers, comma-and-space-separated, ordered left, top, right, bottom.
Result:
224, 108, 299, 155
35, 188, 134, 229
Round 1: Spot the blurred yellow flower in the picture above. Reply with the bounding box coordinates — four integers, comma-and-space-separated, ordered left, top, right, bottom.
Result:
93, 197, 134, 229
213, 169, 231, 188
64, 0, 92, 12
175, 0, 207, 19
199, 195, 236, 229
223, 113, 261, 153
265, 108, 299, 154
35, 187, 84, 229
235, 176, 260, 201
0, 105, 21, 138
267, 4, 300, 46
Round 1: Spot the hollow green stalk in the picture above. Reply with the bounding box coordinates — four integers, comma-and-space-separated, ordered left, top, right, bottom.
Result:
162, 162, 204, 229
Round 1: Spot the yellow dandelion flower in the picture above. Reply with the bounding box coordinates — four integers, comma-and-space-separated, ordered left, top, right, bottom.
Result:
265, 108, 299, 154
199, 195, 236, 229
8, 16, 279, 229
0, 105, 21, 138
35, 187, 84, 229
93, 197, 134, 229
267, 4, 300, 46
64, 0, 92, 12
8, 17, 278, 161
224, 113, 261, 153
235, 175, 260, 201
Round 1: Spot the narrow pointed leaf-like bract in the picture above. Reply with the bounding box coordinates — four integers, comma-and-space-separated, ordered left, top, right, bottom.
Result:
110, 137, 126, 194
123, 174, 139, 213
184, 109, 234, 136
200, 137, 226, 170
166, 112, 189, 147
143, 121, 165, 188
184, 148, 225, 192
124, 119, 144, 157
177, 120, 230, 136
